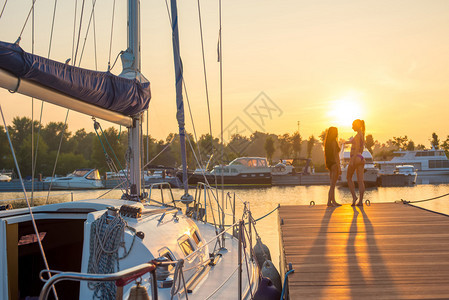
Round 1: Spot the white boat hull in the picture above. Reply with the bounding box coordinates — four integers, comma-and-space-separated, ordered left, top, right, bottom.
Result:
340, 168, 379, 187
50, 180, 104, 190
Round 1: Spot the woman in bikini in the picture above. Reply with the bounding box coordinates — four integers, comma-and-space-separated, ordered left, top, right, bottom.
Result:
324, 127, 342, 207
346, 119, 365, 206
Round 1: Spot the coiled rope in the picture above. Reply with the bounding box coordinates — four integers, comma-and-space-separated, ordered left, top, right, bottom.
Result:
398, 192, 449, 204
87, 212, 136, 299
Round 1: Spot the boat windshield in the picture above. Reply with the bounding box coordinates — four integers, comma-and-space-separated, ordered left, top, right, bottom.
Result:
69, 169, 91, 177
86, 170, 101, 180
229, 158, 268, 167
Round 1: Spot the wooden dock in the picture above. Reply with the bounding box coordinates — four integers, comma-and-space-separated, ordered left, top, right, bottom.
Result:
278, 203, 449, 299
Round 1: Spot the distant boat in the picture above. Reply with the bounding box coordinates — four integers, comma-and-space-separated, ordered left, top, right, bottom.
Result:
378, 165, 417, 187
0, 174, 11, 182
48, 168, 104, 190
184, 157, 272, 187
375, 147, 449, 176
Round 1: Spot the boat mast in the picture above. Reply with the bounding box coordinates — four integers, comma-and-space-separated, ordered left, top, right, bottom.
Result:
170, 0, 193, 202
120, 0, 144, 199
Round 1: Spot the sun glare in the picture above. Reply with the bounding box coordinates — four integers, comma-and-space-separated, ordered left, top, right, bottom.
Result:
327, 92, 363, 127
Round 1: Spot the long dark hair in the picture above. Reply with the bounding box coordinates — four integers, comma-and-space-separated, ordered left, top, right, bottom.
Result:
324, 127, 340, 168
324, 127, 339, 150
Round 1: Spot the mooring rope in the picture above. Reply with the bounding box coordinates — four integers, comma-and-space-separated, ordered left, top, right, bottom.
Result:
87, 212, 136, 299
398, 192, 449, 204
204, 204, 280, 227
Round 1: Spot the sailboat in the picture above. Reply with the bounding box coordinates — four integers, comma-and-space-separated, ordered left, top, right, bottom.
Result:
0, 1, 270, 299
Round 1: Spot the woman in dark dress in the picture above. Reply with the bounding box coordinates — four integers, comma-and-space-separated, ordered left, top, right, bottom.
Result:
324, 127, 342, 207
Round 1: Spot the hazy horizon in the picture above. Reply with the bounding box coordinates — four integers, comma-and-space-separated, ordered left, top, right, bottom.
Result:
0, 0, 448, 146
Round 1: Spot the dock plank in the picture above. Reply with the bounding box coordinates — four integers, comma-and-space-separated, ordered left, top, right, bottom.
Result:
279, 203, 449, 299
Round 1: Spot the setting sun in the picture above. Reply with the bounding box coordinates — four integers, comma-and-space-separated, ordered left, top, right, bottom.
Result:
328, 92, 364, 127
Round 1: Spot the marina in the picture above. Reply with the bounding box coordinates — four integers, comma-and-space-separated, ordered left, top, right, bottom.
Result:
0, 0, 448, 299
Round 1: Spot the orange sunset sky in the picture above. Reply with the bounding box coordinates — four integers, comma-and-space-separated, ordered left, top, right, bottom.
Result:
0, 0, 448, 146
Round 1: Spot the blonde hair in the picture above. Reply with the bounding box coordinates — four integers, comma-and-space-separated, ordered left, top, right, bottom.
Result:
353, 119, 365, 135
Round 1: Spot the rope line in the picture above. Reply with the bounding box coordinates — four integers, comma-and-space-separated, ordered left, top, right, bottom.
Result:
93, 119, 130, 194
196, 0, 213, 140
47, 0, 58, 58
71, 0, 78, 62
399, 192, 449, 204
91, 0, 98, 70
17, 0, 37, 41
87, 212, 131, 299
142, 134, 176, 169
0, 104, 59, 299
205, 204, 280, 227
107, 0, 116, 71
73, 0, 86, 66
78, 0, 97, 67
45, 110, 70, 204
0, 0, 8, 19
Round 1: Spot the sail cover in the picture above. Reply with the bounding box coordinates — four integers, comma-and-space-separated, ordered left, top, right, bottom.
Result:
0, 41, 150, 116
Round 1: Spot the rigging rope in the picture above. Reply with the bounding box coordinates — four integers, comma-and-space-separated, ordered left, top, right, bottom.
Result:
93, 119, 130, 194
142, 131, 176, 169
31, 0, 35, 205
47, 0, 58, 58
45, 110, 70, 204
73, 0, 86, 66
31, 0, 59, 202
91, 0, 98, 70
78, 0, 97, 67
196, 0, 214, 140
71, 0, 78, 62
107, 0, 116, 71
0, 104, 59, 299
163, 0, 207, 171
108, 50, 124, 71
398, 192, 449, 204
17, 0, 37, 41
0, 0, 8, 19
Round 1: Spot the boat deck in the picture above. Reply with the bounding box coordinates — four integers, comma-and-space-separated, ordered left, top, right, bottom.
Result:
278, 203, 449, 299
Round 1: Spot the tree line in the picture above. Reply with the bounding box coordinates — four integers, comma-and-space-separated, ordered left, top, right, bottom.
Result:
0, 116, 448, 177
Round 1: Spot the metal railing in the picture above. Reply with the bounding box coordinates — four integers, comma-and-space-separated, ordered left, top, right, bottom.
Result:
38, 262, 157, 300
147, 182, 176, 207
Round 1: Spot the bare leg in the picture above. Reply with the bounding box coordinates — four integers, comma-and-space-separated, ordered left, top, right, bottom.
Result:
327, 169, 333, 206
346, 163, 357, 205
328, 165, 339, 206
330, 165, 341, 206
356, 162, 365, 206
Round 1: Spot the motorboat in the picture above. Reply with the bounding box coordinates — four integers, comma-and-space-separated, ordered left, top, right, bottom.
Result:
144, 169, 182, 189
375, 147, 449, 176
184, 157, 272, 187
271, 160, 296, 176
377, 165, 417, 187
48, 169, 104, 190
339, 145, 379, 187
0, 173, 11, 182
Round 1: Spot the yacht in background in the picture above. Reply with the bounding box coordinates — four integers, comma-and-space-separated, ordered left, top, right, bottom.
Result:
0, 174, 11, 182
184, 157, 272, 187
375, 147, 449, 176
339, 145, 379, 187
377, 165, 417, 187
49, 169, 104, 190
